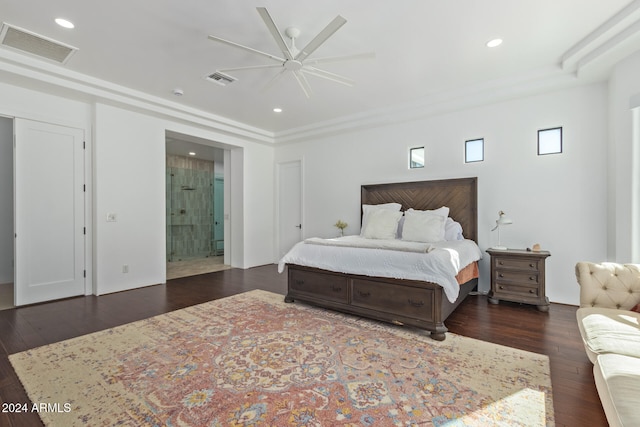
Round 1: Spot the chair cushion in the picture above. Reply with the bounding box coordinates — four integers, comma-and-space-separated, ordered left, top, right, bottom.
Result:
576, 307, 640, 363
594, 354, 640, 427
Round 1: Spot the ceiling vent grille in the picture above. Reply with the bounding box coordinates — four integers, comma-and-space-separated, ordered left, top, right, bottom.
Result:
0, 23, 78, 64
206, 71, 237, 86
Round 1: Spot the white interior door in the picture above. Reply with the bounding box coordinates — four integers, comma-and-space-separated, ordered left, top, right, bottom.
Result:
14, 119, 85, 305
278, 160, 302, 257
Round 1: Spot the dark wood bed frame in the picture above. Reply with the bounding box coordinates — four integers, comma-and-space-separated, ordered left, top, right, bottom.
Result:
284, 177, 478, 340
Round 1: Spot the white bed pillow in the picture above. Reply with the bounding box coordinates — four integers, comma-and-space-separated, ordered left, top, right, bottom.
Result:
361, 203, 402, 236
361, 208, 403, 240
399, 206, 449, 237
401, 209, 446, 243
407, 206, 450, 218
445, 217, 464, 241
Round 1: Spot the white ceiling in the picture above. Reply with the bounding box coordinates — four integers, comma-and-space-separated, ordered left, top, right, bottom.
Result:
1, 0, 640, 139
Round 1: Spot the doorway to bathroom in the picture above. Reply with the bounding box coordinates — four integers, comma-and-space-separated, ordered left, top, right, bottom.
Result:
165, 134, 230, 279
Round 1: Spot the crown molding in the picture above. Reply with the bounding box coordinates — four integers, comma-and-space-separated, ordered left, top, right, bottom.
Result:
272, 66, 585, 145
562, 0, 640, 77
0, 49, 276, 145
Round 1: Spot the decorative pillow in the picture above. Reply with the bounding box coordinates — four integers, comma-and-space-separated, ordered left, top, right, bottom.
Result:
361, 208, 403, 240
361, 203, 402, 236
444, 217, 464, 241
401, 209, 446, 243
407, 206, 450, 219
631, 303, 640, 313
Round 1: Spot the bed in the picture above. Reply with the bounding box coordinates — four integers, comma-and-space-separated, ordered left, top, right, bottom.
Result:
280, 177, 480, 341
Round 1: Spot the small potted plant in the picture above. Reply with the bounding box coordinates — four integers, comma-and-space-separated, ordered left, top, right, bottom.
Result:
334, 220, 348, 237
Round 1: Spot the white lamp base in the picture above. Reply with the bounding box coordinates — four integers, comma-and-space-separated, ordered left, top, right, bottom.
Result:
491, 245, 508, 250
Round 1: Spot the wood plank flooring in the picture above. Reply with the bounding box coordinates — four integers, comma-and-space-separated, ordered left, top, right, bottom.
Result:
0, 265, 606, 426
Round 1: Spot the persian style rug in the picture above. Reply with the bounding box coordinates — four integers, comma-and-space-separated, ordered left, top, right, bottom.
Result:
10, 290, 554, 426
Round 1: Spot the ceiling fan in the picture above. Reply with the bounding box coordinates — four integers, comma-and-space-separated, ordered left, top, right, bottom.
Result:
207, 7, 374, 98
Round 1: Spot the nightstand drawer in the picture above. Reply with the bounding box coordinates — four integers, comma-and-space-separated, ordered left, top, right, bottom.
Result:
494, 258, 540, 272
289, 269, 348, 303
495, 282, 539, 297
495, 270, 539, 284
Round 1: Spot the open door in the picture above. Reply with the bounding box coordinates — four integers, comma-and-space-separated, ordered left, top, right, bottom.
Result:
14, 119, 85, 305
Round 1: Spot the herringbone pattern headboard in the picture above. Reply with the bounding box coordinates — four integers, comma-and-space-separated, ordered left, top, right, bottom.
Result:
361, 177, 478, 243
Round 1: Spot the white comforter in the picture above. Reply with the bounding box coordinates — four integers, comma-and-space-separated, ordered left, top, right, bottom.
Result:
278, 236, 483, 303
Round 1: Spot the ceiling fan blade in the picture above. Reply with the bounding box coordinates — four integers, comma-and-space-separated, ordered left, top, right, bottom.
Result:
303, 67, 355, 86
208, 35, 285, 63
304, 52, 376, 65
217, 64, 283, 73
292, 70, 313, 98
295, 15, 347, 62
262, 68, 287, 93
256, 7, 294, 60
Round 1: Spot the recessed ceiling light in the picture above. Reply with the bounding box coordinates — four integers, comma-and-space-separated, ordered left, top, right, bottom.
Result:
273, 108, 282, 113
188, 152, 196, 156
55, 18, 75, 29
486, 38, 503, 48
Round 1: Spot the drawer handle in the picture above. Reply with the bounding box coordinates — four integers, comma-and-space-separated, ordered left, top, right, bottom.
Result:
529, 276, 535, 281
295, 279, 304, 286
408, 298, 424, 307
357, 291, 371, 298
331, 286, 342, 293
529, 289, 536, 294
529, 263, 535, 268
498, 273, 504, 278
499, 285, 504, 290
498, 261, 504, 265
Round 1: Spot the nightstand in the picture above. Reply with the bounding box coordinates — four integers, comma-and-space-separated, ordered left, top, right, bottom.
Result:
486, 248, 551, 312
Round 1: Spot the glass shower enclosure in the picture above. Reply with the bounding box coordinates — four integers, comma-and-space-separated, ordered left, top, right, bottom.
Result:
166, 166, 222, 262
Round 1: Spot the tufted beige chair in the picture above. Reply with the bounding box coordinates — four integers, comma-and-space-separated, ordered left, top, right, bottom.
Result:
575, 262, 640, 309
575, 262, 640, 427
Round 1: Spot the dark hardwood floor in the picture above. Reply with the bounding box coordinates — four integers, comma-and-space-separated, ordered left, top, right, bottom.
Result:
0, 265, 605, 426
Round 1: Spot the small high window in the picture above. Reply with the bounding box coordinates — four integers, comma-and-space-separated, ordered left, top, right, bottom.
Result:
538, 127, 563, 155
409, 147, 424, 168
465, 138, 484, 163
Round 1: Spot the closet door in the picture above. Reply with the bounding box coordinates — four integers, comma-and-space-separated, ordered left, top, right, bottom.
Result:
14, 119, 85, 305
277, 160, 302, 258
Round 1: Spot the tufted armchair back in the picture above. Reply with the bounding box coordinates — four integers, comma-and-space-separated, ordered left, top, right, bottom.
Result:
575, 262, 640, 309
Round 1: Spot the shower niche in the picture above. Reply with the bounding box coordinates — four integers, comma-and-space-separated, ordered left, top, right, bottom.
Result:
166, 155, 223, 262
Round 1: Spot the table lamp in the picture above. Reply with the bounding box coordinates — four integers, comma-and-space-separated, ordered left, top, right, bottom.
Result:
491, 210, 512, 250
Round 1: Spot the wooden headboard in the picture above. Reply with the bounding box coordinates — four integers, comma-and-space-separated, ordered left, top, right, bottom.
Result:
361, 177, 478, 243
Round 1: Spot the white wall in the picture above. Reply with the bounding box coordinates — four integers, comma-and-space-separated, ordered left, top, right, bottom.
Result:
608, 50, 640, 263
274, 83, 609, 305
0, 79, 275, 298
93, 103, 275, 295
0, 116, 13, 284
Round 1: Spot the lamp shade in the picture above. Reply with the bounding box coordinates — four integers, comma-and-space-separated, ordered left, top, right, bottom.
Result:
491, 210, 512, 250
496, 211, 512, 226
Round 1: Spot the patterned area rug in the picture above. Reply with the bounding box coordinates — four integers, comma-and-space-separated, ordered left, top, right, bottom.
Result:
10, 290, 554, 426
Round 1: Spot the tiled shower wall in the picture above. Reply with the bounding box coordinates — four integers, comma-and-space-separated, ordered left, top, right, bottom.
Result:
166, 155, 215, 261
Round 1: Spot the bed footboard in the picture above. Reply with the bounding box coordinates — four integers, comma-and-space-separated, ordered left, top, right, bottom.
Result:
284, 264, 476, 341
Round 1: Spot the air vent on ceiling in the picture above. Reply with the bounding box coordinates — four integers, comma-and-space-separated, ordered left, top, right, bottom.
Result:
0, 22, 78, 64
206, 71, 237, 86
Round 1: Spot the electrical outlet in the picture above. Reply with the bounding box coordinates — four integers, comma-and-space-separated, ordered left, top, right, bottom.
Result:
122, 264, 129, 273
